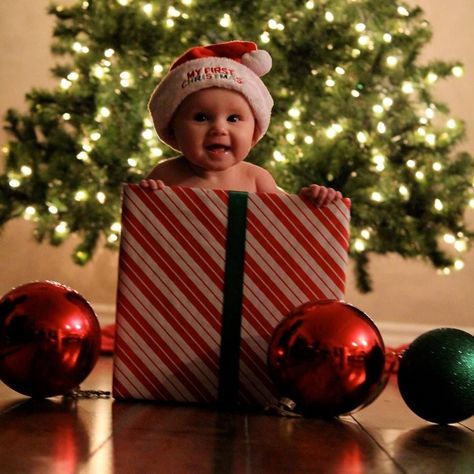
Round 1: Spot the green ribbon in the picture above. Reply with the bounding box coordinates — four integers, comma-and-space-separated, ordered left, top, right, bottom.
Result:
217, 191, 248, 406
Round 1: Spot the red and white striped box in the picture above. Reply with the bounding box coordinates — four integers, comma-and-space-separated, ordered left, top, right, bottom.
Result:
112, 184, 351, 407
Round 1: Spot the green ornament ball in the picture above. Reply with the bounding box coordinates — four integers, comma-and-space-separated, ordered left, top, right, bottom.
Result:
398, 328, 474, 424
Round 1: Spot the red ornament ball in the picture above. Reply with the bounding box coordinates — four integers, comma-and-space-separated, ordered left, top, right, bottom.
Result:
268, 300, 387, 417
0, 281, 101, 398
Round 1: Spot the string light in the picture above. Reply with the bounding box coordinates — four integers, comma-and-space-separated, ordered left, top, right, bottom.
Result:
399, 185, 409, 197
260, 32, 270, 43
143, 3, 153, 15
288, 107, 301, 119
24, 206, 36, 219
96, 192, 106, 204
446, 119, 456, 129
434, 198, 443, 211
415, 170, 424, 180
325, 11, 335, 22
371, 191, 383, 202
451, 66, 463, 77
402, 81, 414, 94
55, 221, 69, 235
432, 162, 442, 171
48, 205, 58, 214
354, 239, 366, 251
305, 0, 314, 9
111, 222, 121, 233
20, 166, 32, 176
9, 178, 20, 188
219, 13, 231, 28
357, 131, 368, 143
454, 259, 465, 270
74, 190, 88, 202
383, 33, 392, 43
62, 113, 71, 120
273, 150, 286, 162
397, 6, 410, 16
386, 55, 398, 67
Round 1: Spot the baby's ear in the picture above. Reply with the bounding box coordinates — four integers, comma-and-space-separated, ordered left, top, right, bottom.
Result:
252, 125, 261, 146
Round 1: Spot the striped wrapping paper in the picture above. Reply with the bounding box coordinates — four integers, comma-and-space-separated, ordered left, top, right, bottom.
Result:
112, 184, 351, 407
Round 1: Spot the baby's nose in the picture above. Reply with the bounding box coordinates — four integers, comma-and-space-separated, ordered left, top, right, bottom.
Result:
210, 118, 229, 134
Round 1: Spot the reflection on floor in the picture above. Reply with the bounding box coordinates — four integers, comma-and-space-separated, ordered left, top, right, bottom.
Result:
0, 357, 472, 474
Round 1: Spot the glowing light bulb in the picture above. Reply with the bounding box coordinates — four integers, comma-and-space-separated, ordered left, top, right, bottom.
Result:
111, 222, 122, 233
24, 206, 36, 218
166, 19, 175, 28
382, 97, 393, 108
286, 132, 296, 143
55, 221, 69, 234
117, 0, 129, 5
432, 162, 442, 171
402, 82, 414, 94
182, 0, 193, 5
288, 107, 301, 119
151, 147, 163, 158
406, 159, 416, 168
219, 13, 231, 27
96, 192, 106, 204
62, 113, 71, 120
325, 11, 334, 22
154, 64, 164, 76
372, 104, 384, 114
67, 71, 79, 81
361, 229, 371, 239
426, 72, 438, 83
358, 35, 370, 46
49, 205, 58, 214
120, 71, 132, 87
104, 48, 115, 58
417, 127, 426, 137
454, 240, 467, 252
355, 23, 366, 32
20, 166, 32, 176
99, 107, 111, 118
351, 90, 360, 98
91, 132, 101, 141
305, 0, 314, 9
143, 3, 153, 15
167, 6, 180, 17
371, 191, 382, 202
425, 107, 435, 119
9, 179, 20, 188
260, 32, 270, 43
304, 135, 314, 145
397, 6, 409, 16
335, 66, 345, 75
386, 56, 398, 67
74, 190, 88, 201
72, 42, 83, 53
127, 158, 138, 167
383, 33, 392, 43
415, 170, 425, 180
357, 131, 368, 143
376, 122, 386, 134
354, 239, 366, 251
399, 185, 409, 196
108, 234, 119, 243
443, 233, 455, 244
434, 198, 443, 211
142, 129, 154, 140
325, 78, 335, 87
454, 259, 465, 270
452, 66, 463, 77
447, 119, 456, 129
273, 150, 286, 162
60, 78, 72, 90
76, 151, 89, 161
425, 133, 436, 146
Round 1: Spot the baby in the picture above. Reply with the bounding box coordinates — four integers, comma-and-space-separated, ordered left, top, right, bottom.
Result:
141, 40, 342, 207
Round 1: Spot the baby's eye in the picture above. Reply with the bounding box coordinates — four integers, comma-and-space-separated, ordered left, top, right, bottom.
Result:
227, 114, 241, 123
193, 113, 208, 122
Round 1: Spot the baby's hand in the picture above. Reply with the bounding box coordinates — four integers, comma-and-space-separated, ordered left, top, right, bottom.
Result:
299, 184, 343, 207
139, 179, 166, 191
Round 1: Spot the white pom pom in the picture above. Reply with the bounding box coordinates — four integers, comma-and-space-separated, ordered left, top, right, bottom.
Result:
241, 49, 272, 76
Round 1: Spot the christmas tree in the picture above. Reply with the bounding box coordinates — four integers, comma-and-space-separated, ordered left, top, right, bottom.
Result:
1, 0, 473, 292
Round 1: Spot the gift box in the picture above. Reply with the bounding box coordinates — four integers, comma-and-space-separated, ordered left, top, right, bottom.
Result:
112, 184, 351, 407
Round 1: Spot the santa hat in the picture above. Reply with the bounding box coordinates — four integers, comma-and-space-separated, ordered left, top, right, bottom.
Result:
148, 41, 274, 150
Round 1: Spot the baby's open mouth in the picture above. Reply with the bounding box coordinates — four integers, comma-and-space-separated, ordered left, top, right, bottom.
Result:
206, 144, 230, 153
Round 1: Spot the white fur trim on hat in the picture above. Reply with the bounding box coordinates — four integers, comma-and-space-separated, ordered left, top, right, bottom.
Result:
148, 54, 273, 151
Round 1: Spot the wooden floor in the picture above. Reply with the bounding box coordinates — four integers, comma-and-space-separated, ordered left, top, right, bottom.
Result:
0, 356, 472, 474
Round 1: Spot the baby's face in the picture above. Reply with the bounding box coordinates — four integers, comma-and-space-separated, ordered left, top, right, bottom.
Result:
170, 88, 257, 173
